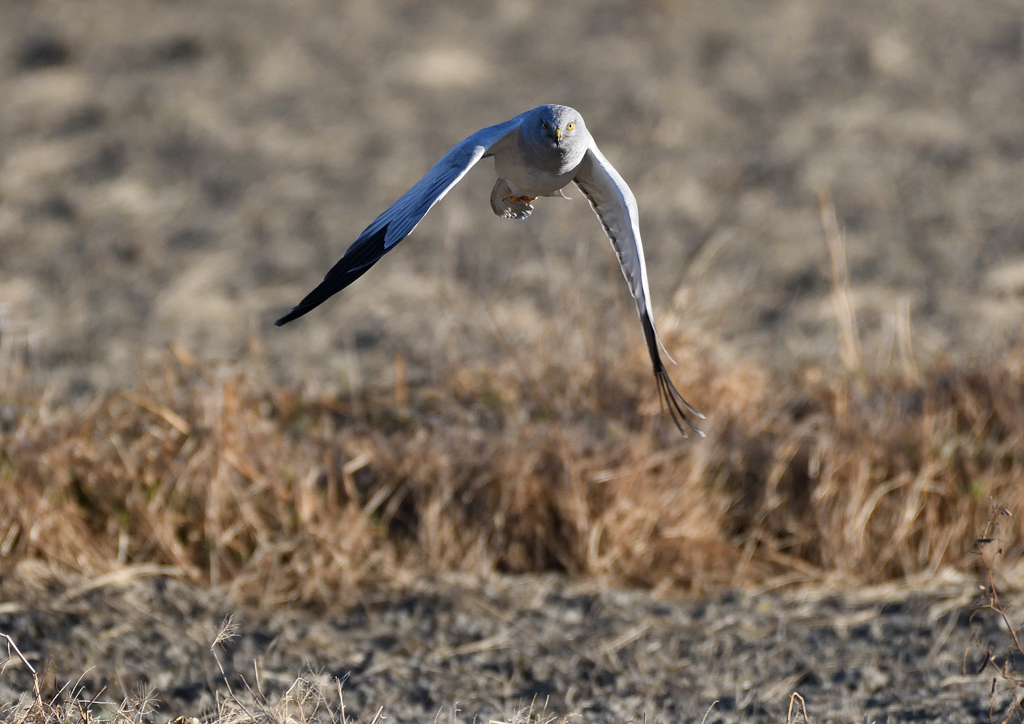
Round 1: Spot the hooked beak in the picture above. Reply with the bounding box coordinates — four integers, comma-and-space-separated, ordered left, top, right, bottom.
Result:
554, 127, 563, 143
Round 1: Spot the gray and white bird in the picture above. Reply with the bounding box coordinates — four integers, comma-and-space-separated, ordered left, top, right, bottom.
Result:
276, 104, 704, 436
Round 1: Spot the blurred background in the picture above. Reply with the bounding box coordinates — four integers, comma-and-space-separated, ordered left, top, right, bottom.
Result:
1, 0, 1022, 400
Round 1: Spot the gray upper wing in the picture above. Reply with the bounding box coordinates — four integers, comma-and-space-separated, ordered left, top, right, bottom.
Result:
572, 142, 655, 324
368, 116, 523, 249
276, 116, 522, 326
573, 142, 704, 435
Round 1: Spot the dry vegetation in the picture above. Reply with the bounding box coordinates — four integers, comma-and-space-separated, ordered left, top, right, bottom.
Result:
2, 653, 567, 724
1, 624, 396, 724
1, 628, 426, 724
2, 211, 1022, 607
3, 2, 1024, 721
0, 0, 1021, 608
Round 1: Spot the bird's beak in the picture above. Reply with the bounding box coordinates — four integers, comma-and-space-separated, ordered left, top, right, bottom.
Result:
555, 127, 563, 142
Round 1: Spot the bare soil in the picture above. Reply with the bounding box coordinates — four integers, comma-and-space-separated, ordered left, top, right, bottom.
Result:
1, 0, 1023, 398
2, 569, 1022, 724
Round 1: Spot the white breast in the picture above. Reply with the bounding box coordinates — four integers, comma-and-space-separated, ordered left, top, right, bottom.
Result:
492, 133, 587, 198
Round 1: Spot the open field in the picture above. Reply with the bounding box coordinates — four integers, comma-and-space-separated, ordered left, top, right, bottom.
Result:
1, 0, 1023, 395
2, 321, 1024, 723
2, 337, 1024, 600
1, 567, 1022, 724
2, 0, 1024, 721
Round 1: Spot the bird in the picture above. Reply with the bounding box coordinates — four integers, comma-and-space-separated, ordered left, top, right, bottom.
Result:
275, 104, 704, 436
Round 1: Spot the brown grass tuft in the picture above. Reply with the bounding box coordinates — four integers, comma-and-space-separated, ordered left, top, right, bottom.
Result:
1, 309, 1022, 605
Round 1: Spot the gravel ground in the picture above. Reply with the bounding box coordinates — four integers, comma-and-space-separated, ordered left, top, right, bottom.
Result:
2, 569, 1022, 723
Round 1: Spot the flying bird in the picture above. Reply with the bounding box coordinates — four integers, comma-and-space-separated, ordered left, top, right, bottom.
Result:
276, 104, 704, 436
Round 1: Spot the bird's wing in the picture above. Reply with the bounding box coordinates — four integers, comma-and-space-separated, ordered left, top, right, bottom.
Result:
276, 116, 523, 326
573, 142, 704, 436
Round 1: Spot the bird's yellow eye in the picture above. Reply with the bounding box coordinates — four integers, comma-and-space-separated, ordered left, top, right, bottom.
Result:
541, 122, 548, 129
567, 122, 574, 130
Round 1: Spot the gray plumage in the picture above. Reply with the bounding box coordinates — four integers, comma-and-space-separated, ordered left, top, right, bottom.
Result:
276, 105, 704, 436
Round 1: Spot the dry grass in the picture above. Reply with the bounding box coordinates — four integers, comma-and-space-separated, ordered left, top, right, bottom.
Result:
2, 616, 569, 724
2, 654, 376, 724
1, 676, 562, 724
0, 195, 1022, 604
1, 293, 1022, 606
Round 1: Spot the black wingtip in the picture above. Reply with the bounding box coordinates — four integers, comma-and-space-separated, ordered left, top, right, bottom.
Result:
274, 309, 303, 327
654, 362, 705, 438
275, 301, 315, 326
275, 223, 392, 329
641, 312, 704, 437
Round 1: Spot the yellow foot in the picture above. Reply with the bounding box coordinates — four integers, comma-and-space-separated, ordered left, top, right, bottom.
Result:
504, 194, 537, 203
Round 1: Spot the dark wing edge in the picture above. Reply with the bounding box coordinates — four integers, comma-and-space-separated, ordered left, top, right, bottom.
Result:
274, 223, 389, 326
275, 118, 522, 326
641, 309, 705, 437
574, 144, 705, 437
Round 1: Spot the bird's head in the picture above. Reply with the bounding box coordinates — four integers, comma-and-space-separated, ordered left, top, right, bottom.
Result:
529, 105, 585, 152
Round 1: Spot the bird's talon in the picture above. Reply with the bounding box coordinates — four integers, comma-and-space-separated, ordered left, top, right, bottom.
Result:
503, 194, 537, 204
